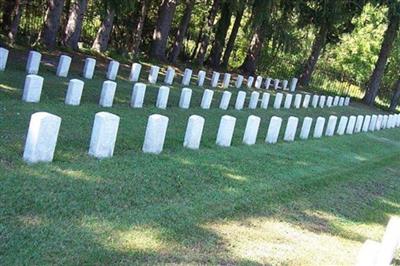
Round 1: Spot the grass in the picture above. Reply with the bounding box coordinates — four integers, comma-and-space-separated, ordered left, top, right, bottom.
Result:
1, 49, 400, 265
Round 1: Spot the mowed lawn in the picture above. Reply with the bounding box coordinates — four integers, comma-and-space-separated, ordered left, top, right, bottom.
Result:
1, 50, 400, 265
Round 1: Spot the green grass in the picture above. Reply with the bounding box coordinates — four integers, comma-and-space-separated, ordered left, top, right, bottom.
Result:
1, 50, 400, 265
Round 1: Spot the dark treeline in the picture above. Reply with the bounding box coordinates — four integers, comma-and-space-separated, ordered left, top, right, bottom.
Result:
1, 0, 400, 110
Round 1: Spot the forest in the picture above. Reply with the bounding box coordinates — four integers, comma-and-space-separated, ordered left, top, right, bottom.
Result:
1, 0, 400, 110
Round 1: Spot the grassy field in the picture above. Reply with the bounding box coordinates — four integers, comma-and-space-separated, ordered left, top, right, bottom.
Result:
1, 49, 400, 265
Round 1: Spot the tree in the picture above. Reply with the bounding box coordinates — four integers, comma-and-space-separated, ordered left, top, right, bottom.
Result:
63, 0, 89, 50
92, 5, 115, 52
131, 0, 151, 56
4, 0, 24, 43
169, 0, 195, 63
150, 0, 178, 61
389, 78, 400, 111
363, 2, 400, 106
37, 0, 66, 48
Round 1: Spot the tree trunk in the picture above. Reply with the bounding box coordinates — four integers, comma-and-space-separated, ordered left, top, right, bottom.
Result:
62, 0, 88, 50
169, 0, 195, 63
298, 25, 328, 88
7, 0, 24, 43
207, 1, 232, 68
221, 6, 244, 69
150, 0, 178, 61
389, 78, 400, 112
91, 7, 115, 52
37, 0, 66, 48
363, 10, 400, 106
196, 0, 220, 65
2, 0, 15, 32
131, 0, 151, 56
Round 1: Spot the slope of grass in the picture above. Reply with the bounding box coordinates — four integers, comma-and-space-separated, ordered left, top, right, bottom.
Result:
1, 50, 400, 265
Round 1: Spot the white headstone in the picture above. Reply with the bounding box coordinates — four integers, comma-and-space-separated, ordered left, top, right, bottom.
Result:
282, 80, 288, 90
261, 93, 270, 109
106, 60, 120, 80
83, 58, 96, 79
300, 117, 313, 140
354, 115, 364, 133
26, 50, 41, 74
65, 79, 84, 106
182, 68, 192, 86
325, 115, 338, 136
302, 95, 311, 108
264, 77, 272, 89
289, 78, 298, 92
129, 63, 142, 82
148, 65, 160, 84
211, 71, 220, 87
219, 91, 232, 110
284, 116, 299, 141
362, 115, 371, 132
201, 89, 214, 109
198, 70, 206, 87
23, 112, 61, 163
375, 217, 400, 266
294, 94, 302, 109
222, 73, 231, 89
249, 91, 260, 109
0, 47, 9, 71
382, 115, 389, 129
255, 76, 263, 89
311, 95, 319, 108
337, 116, 348, 135
326, 96, 333, 107
247, 76, 254, 88
56, 55, 72, 77
344, 96, 350, 106
235, 75, 244, 88
130, 82, 146, 108
22, 74, 44, 103
313, 117, 325, 138
164, 66, 175, 85
319, 95, 326, 108
273, 79, 280, 90
284, 94, 293, 109
355, 240, 381, 266
333, 96, 340, 106
346, 116, 356, 134
156, 86, 170, 109
142, 114, 169, 154
179, 88, 192, 109
375, 115, 383, 130
266, 116, 282, 144
216, 115, 236, 147
243, 115, 261, 145
273, 93, 283, 109
338, 97, 345, 106
88, 112, 120, 158
184, 115, 205, 150
369, 115, 378, 131
99, 80, 116, 107
235, 91, 246, 110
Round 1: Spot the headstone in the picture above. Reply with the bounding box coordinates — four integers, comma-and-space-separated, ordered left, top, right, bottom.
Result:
23, 112, 61, 164
235, 91, 246, 110
273, 79, 280, 90
355, 240, 381, 266
0, 47, 9, 71
26, 50, 41, 74
156, 86, 170, 109
201, 89, 214, 109
375, 217, 400, 266
249, 91, 260, 109
106, 60, 120, 80
99, 80, 117, 107
255, 76, 263, 89
319, 95, 326, 108
337, 116, 348, 135
311, 95, 319, 108
266, 116, 282, 144
179, 88, 192, 109
273, 93, 283, 109
247, 76, 254, 88
88, 112, 120, 158
354, 115, 364, 133
222, 73, 231, 89
369, 115, 377, 131
198, 70, 206, 87
289, 78, 298, 92
216, 115, 236, 147
129, 63, 142, 82
65, 79, 84, 106
302, 95, 311, 108
346, 116, 356, 134
22, 74, 44, 103
313, 117, 325, 138
375, 115, 383, 130
211, 71, 220, 87
282, 80, 288, 90
142, 114, 169, 154
284, 94, 293, 109
382, 115, 389, 129
388, 115, 394, 128
325, 116, 338, 136
243, 115, 261, 145
148, 65, 160, 84
300, 117, 313, 140
130, 82, 146, 108
164, 66, 175, 85
333, 96, 340, 106
326, 96, 333, 107
264, 77, 272, 89
344, 96, 351, 106
83, 58, 96, 79
56, 55, 72, 77
294, 94, 302, 109
219, 91, 232, 110
283, 116, 299, 142
182, 68, 192, 86
362, 115, 371, 132
235, 75, 244, 88
338, 97, 345, 106
184, 115, 205, 149
261, 93, 270, 109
